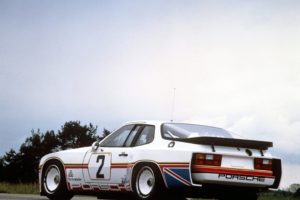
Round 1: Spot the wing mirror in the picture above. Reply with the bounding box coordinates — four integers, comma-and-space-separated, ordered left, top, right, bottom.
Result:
92, 141, 100, 151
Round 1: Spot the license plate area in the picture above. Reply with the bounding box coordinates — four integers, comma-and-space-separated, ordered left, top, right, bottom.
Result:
222, 156, 254, 170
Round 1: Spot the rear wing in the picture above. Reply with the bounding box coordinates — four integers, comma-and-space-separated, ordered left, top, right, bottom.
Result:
177, 137, 273, 150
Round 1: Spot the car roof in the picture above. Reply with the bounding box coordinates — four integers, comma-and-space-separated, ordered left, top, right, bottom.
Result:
123, 120, 166, 126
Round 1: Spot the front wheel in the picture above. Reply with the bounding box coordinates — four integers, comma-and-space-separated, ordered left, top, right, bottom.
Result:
42, 160, 73, 200
133, 164, 165, 200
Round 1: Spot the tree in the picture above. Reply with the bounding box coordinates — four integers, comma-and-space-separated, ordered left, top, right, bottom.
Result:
0, 149, 23, 182
18, 129, 60, 182
101, 128, 111, 139
58, 121, 99, 150
295, 188, 300, 197
0, 121, 107, 183
41, 130, 60, 153
0, 156, 4, 181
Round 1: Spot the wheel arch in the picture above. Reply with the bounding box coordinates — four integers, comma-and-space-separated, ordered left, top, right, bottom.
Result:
40, 157, 69, 195
131, 161, 167, 190
41, 157, 66, 176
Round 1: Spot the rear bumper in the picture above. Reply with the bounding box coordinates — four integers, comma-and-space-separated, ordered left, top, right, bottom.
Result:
192, 172, 275, 187
191, 165, 275, 187
190, 158, 282, 189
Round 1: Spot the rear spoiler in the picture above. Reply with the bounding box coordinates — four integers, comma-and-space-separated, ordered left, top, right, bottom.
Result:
177, 137, 273, 150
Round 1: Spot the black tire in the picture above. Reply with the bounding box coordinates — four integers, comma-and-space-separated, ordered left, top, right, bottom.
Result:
245, 192, 258, 200
42, 160, 73, 200
168, 193, 187, 200
132, 164, 166, 200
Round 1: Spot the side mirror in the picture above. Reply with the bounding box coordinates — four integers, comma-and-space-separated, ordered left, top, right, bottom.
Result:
92, 141, 100, 151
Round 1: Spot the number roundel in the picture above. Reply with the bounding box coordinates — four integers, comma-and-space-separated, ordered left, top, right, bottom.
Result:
87, 154, 111, 180
96, 155, 105, 178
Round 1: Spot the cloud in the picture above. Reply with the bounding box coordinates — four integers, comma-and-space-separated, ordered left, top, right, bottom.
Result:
185, 107, 300, 162
230, 112, 300, 153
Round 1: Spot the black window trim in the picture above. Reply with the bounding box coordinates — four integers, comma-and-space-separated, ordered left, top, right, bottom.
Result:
100, 124, 135, 147
130, 125, 155, 147
123, 125, 144, 147
100, 124, 155, 148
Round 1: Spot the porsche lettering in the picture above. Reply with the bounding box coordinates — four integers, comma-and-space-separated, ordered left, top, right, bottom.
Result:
218, 174, 265, 182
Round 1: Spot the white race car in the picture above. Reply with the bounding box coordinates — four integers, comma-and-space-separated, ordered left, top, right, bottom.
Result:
39, 121, 281, 200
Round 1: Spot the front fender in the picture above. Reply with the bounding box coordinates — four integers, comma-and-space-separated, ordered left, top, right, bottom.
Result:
39, 147, 91, 194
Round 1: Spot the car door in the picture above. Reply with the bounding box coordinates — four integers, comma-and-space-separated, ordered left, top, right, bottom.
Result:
83, 124, 144, 188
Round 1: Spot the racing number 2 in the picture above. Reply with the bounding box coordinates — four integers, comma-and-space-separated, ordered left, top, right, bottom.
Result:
96, 155, 105, 178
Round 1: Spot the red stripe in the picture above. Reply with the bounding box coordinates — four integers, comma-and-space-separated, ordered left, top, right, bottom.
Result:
192, 166, 274, 178
65, 165, 88, 169
65, 164, 132, 169
160, 164, 189, 168
111, 164, 131, 169
64, 163, 189, 169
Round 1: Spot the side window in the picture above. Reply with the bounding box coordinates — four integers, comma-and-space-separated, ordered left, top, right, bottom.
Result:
124, 125, 143, 147
135, 126, 155, 146
100, 125, 134, 147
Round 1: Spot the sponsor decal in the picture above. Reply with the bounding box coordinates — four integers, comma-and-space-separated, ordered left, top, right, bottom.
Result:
67, 170, 82, 181
68, 178, 82, 181
218, 173, 265, 182
121, 169, 130, 184
68, 170, 74, 178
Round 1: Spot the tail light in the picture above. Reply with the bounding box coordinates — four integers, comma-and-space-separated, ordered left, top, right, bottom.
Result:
254, 158, 273, 171
192, 153, 222, 166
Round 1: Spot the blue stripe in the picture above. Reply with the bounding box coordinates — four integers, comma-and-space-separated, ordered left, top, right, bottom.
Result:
169, 168, 191, 183
163, 168, 191, 188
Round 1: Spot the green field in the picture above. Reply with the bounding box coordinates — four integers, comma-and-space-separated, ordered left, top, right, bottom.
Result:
0, 182, 39, 194
196, 195, 297, 200
258, 193, 298, 200
258, 197, 297, 200
0, 182, 297, 199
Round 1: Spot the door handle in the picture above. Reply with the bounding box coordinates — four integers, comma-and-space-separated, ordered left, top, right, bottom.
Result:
119, 152, 128, 157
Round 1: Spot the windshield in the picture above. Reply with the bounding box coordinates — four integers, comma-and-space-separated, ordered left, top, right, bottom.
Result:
161, 123, 232, 139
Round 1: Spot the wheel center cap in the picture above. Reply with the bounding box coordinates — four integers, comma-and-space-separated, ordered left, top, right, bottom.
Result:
54, 175, 60, 184
147, 178, 154, 187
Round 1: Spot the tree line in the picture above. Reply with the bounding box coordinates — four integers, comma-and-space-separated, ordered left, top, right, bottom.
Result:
0, 121, 110, 183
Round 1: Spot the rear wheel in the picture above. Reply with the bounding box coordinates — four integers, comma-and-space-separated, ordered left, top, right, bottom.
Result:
42, 160, 73, 200
132, 164, 165, 200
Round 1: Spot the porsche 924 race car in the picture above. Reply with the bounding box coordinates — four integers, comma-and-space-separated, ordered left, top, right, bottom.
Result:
39, 121, 281, 200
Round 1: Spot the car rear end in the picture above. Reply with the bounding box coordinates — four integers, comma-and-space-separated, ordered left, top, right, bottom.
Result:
161, 122, 282, 195
191, 149, 281, 189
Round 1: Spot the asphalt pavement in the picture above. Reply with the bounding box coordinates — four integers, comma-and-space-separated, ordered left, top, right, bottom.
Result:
0, 194, 97, 200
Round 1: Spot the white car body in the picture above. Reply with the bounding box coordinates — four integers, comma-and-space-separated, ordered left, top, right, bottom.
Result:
39, 121, 281, 199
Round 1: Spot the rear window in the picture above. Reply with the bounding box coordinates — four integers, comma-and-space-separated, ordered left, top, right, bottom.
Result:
161, 123, 232, 140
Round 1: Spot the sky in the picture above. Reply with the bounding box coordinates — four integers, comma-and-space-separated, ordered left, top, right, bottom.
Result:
0, 0, 300, 188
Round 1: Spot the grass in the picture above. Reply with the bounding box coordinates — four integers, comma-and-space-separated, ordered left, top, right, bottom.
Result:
259, 197, 296, 200
194, 193, 298, 200
258, 193, 298, 200
0, 182, 39, 194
